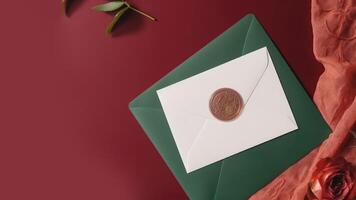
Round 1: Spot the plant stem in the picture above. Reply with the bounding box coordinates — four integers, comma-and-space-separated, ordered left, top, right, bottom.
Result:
62, 0, 68, 15
123, 2, 156, 21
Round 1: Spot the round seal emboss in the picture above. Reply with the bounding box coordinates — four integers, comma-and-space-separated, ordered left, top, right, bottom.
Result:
209, 88, 243, 121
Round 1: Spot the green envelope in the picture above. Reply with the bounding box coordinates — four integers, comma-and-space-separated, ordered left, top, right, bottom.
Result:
129, 14, 330, 200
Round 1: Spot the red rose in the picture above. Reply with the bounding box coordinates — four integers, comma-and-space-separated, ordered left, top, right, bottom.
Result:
307, 157, 355, 200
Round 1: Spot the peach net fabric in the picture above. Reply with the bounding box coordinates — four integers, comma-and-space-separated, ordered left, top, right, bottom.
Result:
249, 0, 356, 199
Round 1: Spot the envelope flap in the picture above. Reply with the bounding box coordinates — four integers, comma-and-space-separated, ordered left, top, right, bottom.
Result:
157, 47, 269, 120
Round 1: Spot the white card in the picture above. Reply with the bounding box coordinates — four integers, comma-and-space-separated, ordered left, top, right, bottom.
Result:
157, 47, 298, 173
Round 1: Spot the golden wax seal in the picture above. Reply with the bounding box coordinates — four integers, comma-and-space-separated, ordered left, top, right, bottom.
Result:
209, 88, 243, 121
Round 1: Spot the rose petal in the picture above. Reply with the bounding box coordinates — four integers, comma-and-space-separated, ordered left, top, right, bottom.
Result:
310, 179, 323, 199
309, 158, 355, 200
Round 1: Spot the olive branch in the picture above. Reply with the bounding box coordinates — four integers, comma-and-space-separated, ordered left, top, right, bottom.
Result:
62, 0, 156, 35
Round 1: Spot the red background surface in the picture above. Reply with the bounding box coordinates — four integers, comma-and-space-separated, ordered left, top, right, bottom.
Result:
0, 0, 324, 199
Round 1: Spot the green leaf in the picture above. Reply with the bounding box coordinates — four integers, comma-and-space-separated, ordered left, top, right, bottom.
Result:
92, 1, 125, 12
106, 7, 129, 34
